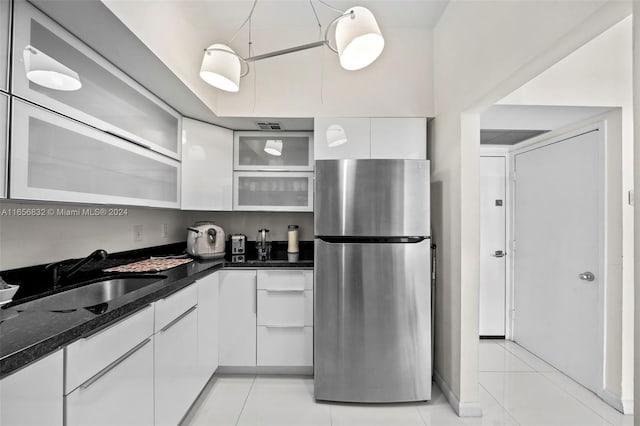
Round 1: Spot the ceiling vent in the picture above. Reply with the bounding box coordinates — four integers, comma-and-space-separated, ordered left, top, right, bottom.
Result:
256, 121, 283, 131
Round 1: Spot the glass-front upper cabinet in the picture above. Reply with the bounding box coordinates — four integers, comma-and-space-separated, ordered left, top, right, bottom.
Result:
0, 93, 7, 198
12, 0, 181, 160
234, 132, 314, 171
11, 99, 180, 208
0, 0, 9, 92
234, 172, 313, 212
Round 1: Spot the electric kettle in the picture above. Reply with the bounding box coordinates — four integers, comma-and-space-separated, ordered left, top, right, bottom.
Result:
186, 222, 226, 259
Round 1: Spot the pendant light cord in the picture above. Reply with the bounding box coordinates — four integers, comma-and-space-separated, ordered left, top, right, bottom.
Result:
229, 0, 258, 44
317, 0, 343, 14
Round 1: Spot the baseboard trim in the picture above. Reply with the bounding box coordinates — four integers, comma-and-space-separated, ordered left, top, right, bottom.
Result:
433, 369, 483, 417
216, 366, 313, 375
599, 389, 634, 414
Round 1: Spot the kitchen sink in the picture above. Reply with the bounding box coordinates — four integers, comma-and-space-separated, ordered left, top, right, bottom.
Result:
12, 275, 166, 312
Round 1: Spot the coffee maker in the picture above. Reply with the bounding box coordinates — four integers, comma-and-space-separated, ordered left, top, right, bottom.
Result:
256, 228, 271, 261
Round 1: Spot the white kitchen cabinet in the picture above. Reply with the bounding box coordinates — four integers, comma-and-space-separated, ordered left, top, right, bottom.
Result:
66, 305, 154, 393
314, 117, 370, 160
256, 270, 313, 367
219, 270, 257, 367
0, 93, 7, 198
66, 338, 154, 426
0, 350, 63, 426
65, 306, 154, 426
234, 131, 314, 171
12, 0, 181, 159
196, 272, 219, 390
0, 0, 9, 92
314, 117, 426, 160
257, 326, 313, 366
154, 285, 200, 426
233, 171, 313, 212
182, 118, 233, 211
370, 118, 426, 159
10, 99, 181, 208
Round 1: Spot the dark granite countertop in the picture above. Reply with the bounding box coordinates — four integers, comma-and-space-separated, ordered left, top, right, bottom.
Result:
0, 241, 313, 379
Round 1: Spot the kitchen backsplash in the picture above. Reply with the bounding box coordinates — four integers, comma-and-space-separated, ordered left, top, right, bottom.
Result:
0, 200, 314, 270
185, 211, 314, 242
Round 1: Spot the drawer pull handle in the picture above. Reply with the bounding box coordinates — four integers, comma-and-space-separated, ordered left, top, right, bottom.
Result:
79, 338, 151, 390
160, 305, 197, 333
264, 288, 305, 292
264, 325, 306, 328
83, 305, 152, 340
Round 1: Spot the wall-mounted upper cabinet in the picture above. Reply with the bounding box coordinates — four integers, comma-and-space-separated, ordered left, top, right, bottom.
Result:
181, 118, 233, 211
234, 132, 314, 171
11, 99, 181, 208
0, 93, 7, 199
314, 117, 427, 160
12, 0, 181, 160
0, 0, 9, 92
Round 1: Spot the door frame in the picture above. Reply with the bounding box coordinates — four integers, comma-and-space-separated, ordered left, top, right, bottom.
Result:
479, 147, 513, 339
509, 122, 606, 395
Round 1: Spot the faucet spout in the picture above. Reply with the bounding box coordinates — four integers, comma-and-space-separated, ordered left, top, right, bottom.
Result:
46, 249, 108, 288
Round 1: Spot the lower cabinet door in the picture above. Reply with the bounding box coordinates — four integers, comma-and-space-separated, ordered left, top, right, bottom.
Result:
155, 307, 199, 426
66, 338, 154, 426
197, 272, 219, 390
257, 326, 312, 366
0, 350, 63, 426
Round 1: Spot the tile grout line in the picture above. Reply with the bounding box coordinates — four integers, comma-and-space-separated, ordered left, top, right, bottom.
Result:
234, 375, 257, 426
497, 340, 554, 373
478, 381, 523, 426
535, 371, 617, 426
500, 341, 618, 425
415, 403, 429, 426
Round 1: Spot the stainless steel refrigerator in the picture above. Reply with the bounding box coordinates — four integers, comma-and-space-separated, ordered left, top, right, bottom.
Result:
314, 159, 431, 403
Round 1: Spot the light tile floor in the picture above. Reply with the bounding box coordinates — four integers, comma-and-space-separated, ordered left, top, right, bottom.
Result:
181, 340, 633, 426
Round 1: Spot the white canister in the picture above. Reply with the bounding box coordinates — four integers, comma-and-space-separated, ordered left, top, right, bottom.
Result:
287, 225, 299, 253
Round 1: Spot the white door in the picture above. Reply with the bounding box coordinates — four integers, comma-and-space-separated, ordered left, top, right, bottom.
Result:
513, 129, 602, 393
479, 156, 507, 336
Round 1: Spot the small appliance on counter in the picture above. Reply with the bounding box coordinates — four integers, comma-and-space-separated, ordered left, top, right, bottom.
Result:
229, 234, 247, 255
287, 225, 299, 262
186, 222, 226, 259
256, 228, 271, 261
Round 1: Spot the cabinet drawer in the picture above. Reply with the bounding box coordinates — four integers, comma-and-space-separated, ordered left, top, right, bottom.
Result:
257, 269, 312, 291
66, 337, 154, 426
154, 284, 198, 332
65, 305, 153, 394
257, 290, 312, 326
257, 326, 312, 366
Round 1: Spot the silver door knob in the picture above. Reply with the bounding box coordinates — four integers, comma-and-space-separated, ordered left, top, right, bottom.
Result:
578, 272, 595, 281
492, 250, 506, 258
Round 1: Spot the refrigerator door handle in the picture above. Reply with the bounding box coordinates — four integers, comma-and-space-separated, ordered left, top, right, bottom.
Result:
317, 236, 429, 244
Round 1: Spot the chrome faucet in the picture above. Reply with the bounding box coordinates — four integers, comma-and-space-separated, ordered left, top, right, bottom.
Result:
46, 249, 108, 288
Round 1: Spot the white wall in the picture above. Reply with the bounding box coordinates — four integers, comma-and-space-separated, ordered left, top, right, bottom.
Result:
633, 4, 640, 423
430, 0, 631, 415
498, 17, 633, 411
0, 200, 188, 270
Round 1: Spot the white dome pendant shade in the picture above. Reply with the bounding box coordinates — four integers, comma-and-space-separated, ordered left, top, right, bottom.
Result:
335, 6, 384, 71
23, 46, 82, 91
326, 124, 348, 147
200, 44, 241, 92
264, 139, 283, 156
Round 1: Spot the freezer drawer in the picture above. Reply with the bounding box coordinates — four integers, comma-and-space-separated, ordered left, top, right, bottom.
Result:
314, 159, 430, 237
314, 238, 431, 402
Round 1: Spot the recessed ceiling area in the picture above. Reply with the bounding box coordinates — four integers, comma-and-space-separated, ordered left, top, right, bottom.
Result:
480, 105, 614, 146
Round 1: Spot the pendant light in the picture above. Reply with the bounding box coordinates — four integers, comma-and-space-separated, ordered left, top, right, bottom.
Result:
199, 43, 244, 93
335, 6, 384, 71
23, 46, 82, 91
264, 139, 283, 156
200, 3, 384, 92
326, 124, 348, 147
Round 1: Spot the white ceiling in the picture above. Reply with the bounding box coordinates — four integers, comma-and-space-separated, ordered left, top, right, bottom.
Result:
481, 105, 614, 131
